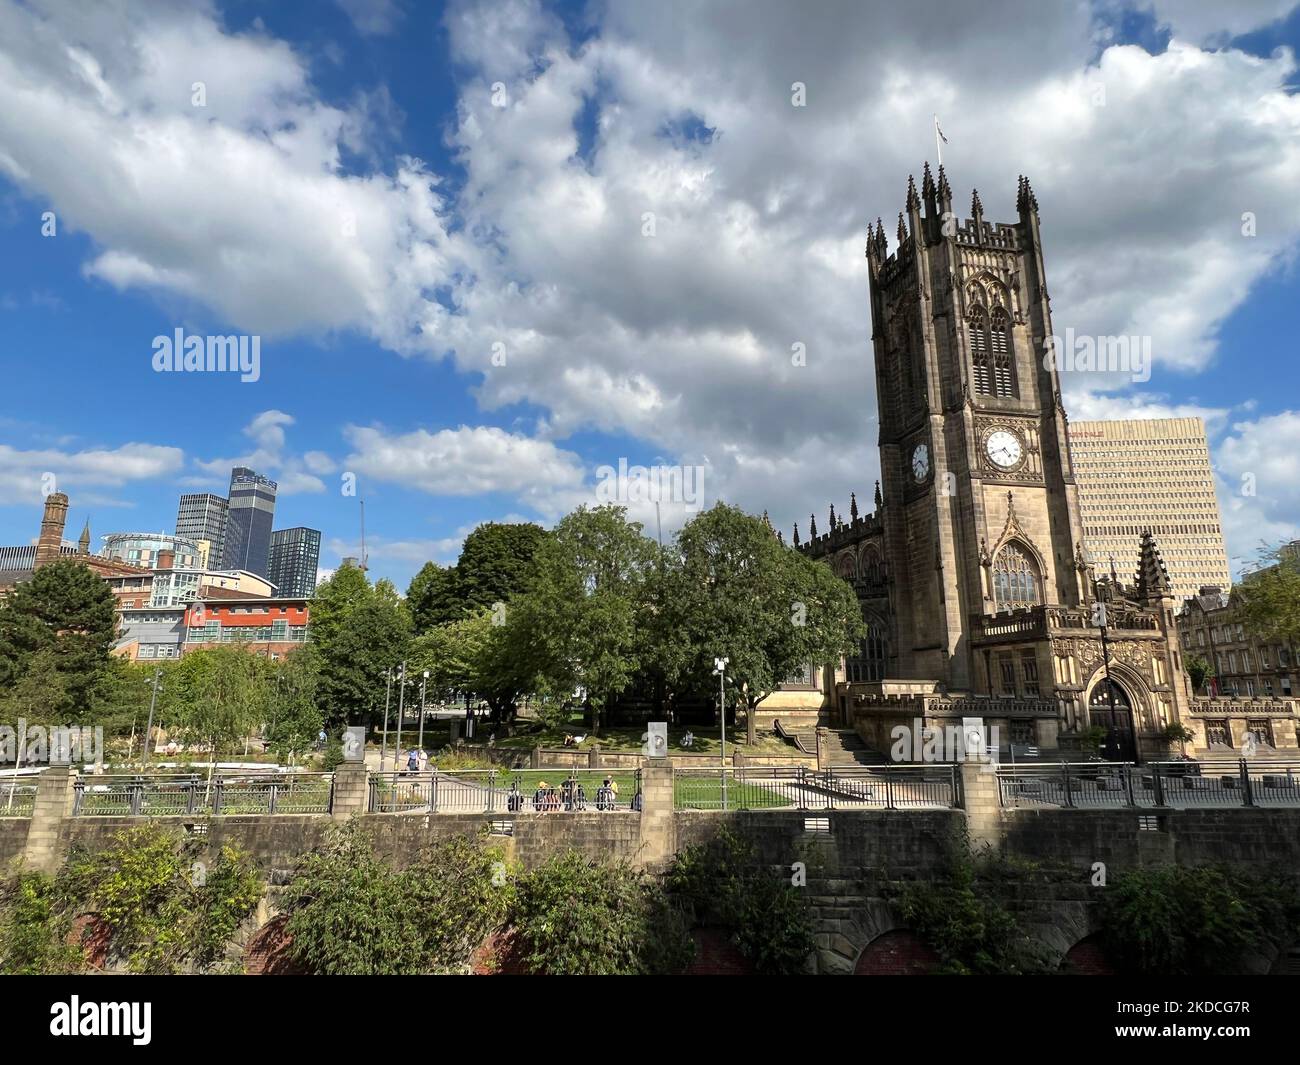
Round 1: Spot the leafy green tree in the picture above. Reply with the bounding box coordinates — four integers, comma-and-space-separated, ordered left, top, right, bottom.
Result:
512, 851, 693, 975
307, 561, 373, 647
165, 646, 270, 765
0, 559, 118, 717
266, 649, 323, 763
0, 871, 85, 975
1233, 544, 1300, 648
406, 561, 457, 634
0, 648, 67, 724
508, 506, 657, 732
453, 522, 548, 616
314, 593, 410, 731
410, 609, 534, 724
668, 504, 865, 740
1184, 653, 1214, 695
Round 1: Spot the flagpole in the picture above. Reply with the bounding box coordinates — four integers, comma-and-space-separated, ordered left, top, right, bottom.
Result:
934, 114, 943, 166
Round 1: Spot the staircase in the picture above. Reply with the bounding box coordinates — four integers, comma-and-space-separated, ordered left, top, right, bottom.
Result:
822, 729, 887, 767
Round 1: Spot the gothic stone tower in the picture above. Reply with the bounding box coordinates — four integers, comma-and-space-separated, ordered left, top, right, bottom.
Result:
865, 167, 1090, 691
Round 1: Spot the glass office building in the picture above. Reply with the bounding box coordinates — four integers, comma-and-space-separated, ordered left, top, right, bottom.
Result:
221, 468, 277, 578
268, 527, 322, 598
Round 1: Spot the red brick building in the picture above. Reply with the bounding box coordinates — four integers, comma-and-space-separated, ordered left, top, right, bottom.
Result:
182, 597, 311, 660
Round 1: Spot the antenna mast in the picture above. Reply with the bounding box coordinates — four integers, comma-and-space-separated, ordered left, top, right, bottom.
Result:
360, 499, 368, 572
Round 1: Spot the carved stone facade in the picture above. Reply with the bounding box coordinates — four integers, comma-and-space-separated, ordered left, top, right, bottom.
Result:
797, 168, 1297, 760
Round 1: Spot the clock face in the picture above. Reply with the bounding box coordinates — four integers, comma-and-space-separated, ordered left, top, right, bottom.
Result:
986, 429, 1023, 470
911, 443, 930, 482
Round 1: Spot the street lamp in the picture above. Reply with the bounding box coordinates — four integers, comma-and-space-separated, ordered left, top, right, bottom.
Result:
142, 668, 163, 766
418, 670, 429, 761
394, 661, 407, 771
714, 656, 729, 810
380, 667, 393, 770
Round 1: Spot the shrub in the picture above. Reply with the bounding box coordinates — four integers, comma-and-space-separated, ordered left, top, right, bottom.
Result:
1102, 865, 1300, 975
512, 850, 693, 975
666, 826, 814, 975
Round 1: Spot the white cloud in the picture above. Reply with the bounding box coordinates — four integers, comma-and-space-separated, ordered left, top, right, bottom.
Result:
1213, 410, 1300, 568
195, 410, 328, 495
343, 424, 587, 516
0, 441, 183, 505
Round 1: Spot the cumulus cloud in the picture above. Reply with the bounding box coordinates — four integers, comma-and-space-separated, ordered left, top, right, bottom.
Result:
194, 410, 329, 495
0, 441, 183, 505
2, 0, 1299, 552
1214, 410, 1300, 566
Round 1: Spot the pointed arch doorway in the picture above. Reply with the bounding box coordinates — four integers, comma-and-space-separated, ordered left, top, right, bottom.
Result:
1089, 679, 1136, 763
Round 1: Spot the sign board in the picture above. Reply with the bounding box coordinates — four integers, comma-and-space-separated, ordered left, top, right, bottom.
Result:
342, 726, 365, 762
643, 721, 669, 759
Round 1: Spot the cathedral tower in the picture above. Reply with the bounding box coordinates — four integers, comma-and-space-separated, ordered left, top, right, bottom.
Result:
865, 168, 1090, 691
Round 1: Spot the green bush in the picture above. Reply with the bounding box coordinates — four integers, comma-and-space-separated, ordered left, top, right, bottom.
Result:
0, 870, 84, 975
1102, 865, 1300, 975
666, 826, 814, 974
1, 825, 263, 974
282, 821, 511, 974
512, 850, 693, 975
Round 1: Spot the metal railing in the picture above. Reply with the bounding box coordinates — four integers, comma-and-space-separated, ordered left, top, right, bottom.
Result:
72, 773, 334, 816
996, 760, 1300, 809
368, 769, 644, 814
0, 780, 38, 817
673, 765, 959, 811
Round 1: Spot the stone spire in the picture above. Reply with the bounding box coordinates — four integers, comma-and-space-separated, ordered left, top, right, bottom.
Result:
1016, 173, 1038, 214
809, 513, 818, 538
829, 503, 837, 529
792, 523, 801, 547
78, 518, 91, 555
874, 480, 883, 509
921, 161, 935, 201
970, 187, 984, 229
849, 492, 858, 521
896, 211, 907, 245
1135, 530, 1173, 603
905, 174, 920, 214
936, 164, 952, 209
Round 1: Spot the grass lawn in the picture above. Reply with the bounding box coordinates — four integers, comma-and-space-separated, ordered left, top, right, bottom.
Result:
493, 712, 793, 756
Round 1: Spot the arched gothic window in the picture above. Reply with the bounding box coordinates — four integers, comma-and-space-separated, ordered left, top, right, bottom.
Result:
860, 547, 884, 586
993, 541, 1041, 611
847, 615, 888, 682
969, 307, 992, 395
990, 308, 1015, 397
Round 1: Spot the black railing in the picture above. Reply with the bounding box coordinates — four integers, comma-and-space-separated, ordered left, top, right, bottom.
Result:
996, 761, 1300, 809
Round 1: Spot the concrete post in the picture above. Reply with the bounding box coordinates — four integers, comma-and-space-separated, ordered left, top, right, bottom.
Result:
637, 762, 675, 870
958, 762, 1002, 851
588, 745, 600, 769
330, 762, 369, 822
816, 726, 829, 771
22, 766, 78, 873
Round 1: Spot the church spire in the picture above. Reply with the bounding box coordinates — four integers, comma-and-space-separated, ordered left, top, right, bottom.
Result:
874, 480, 883, 509
792, 522, 801, 547
897, 211, 907, 245
905, 173, 920, 214
78, 518, 91, 555
936, 164, 952, 211
970, 187, 983, 226
809, 513, 818, 538
1135, 530, 1173, 603
829, 503, 837, 529
850, 492, 859, 521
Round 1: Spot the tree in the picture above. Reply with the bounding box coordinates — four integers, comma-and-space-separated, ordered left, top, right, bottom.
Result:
307, 561, 372, 648
266, 650, 322, 763
509, 506, 657, 733
166, 646, 270, 768
0, 648, 67, 724
1185, 653, 1214, 696
406, 562, 456, 635
453, 522, 548, 617
1233, 544, 1300, 648
667, 504, 865, 741
0, 560, 118, 718
409, 609, 536, 725
313, 594, 410, 731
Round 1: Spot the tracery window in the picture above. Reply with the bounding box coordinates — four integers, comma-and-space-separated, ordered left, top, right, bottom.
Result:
993, 541, 1041, 611
969, 306, 991, 395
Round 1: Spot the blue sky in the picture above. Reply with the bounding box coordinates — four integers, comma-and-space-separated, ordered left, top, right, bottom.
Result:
1, 0, 1299, 591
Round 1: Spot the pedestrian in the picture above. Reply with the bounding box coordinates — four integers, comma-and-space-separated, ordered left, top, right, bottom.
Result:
406, 748, 420, 775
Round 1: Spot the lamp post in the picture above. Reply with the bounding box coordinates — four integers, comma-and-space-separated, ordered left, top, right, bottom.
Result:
418, 670, 429, 759
714, 656, 729, 810
394, 661, 407, 770
380, 667, 393, 770
142, 669, 163, 766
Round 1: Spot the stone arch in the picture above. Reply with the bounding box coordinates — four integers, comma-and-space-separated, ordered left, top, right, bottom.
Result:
1083, 663, 1156, 732
1059, 933, 1116, 975
859, 543, 885, 585
853, 929, 940, 975
837, 552, 857, 582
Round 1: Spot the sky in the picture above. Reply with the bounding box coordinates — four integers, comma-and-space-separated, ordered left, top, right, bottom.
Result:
1, 0, 1298, 592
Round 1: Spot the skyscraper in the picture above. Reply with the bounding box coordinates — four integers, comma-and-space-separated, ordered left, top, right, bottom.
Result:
176, 493, 229, 566
221, 468, 277, 577
1069, 417, 1231, 602
268, 527, 322, 598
